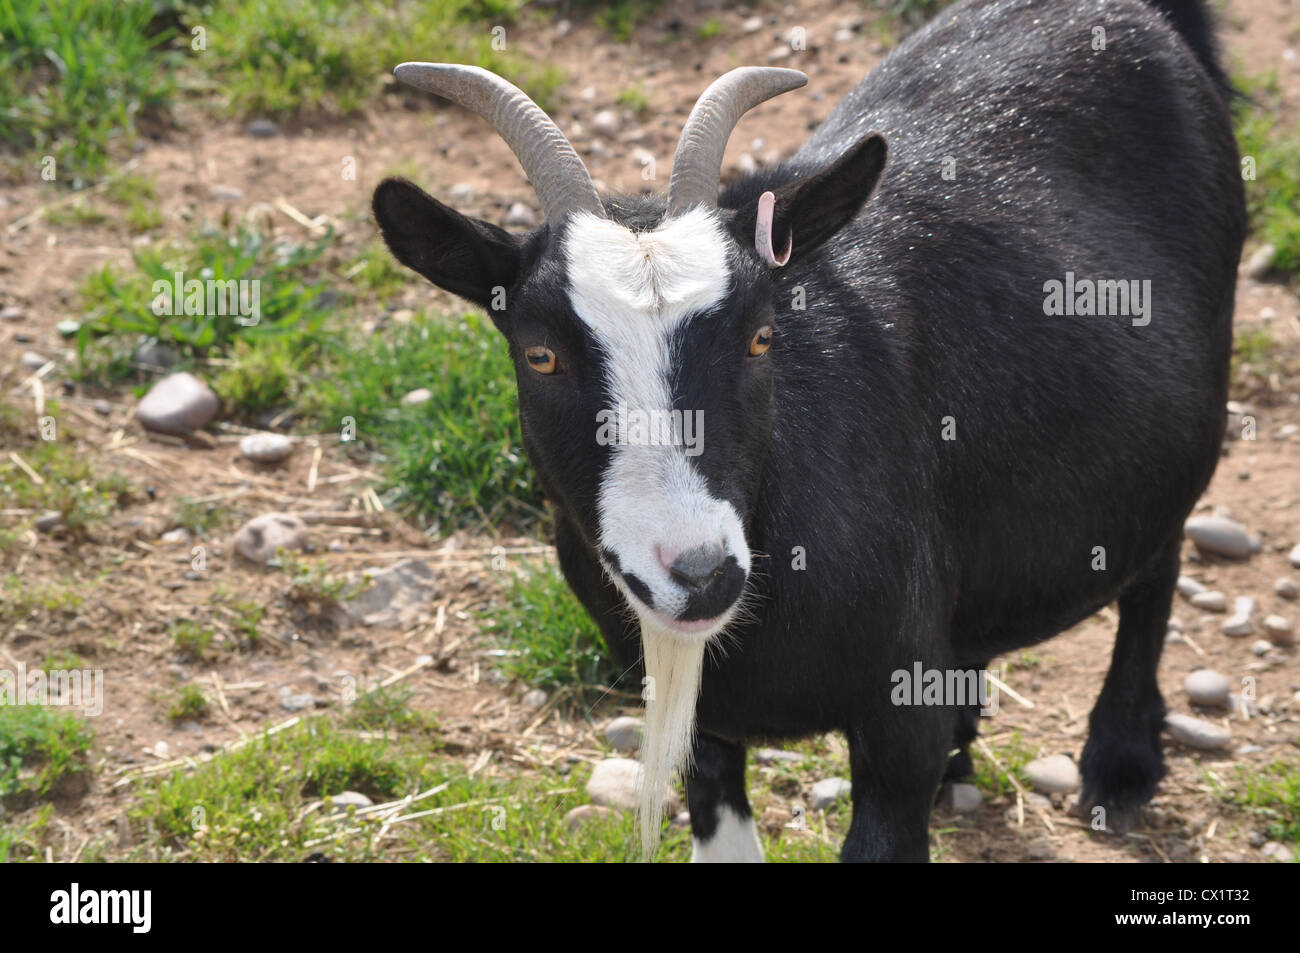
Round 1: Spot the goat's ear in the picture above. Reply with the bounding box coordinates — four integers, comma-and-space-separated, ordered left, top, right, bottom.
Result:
732, 133, 886, 266
372, 177, 526, 311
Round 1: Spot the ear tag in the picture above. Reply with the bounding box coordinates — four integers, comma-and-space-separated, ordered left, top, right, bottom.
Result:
755, 190, 792, 268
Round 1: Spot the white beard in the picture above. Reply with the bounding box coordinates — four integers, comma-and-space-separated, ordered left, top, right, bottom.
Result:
636, 616, 707, 860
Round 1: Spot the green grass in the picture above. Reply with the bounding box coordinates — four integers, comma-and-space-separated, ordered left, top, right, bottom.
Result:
345, 685, 439, 737
482, 561, 626, 706
696, 17, 724, 41
168, 684, 209, 722
172, 497, 226, 537
1235, 70, 1300, 276
0, 576, 85, 623
170, 619, 215, 662
1222, 760, 1300, 849
615, 83, 649, 114
971, 730, 1035, 799
1231, 325, 1279, 398
0, 705, 94, 802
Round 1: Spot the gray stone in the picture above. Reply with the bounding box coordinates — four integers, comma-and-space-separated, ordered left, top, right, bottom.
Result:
246, 118, 278, 138
1290, 543, 1300, 569
448, 182, 475, 203
565, 804, 617, 831
330, 791, 373, 811
1024, 755, 1080, 794
233, 512, 308, 564
1261, 841, 1294, 862
0, 306, 24, 321
280, 691, 316, 712
20, 351, 50, 370
1184, 669, 1230, 708
239, 432, 293, 464
945, 782, 983, 813
1262, 615, 1294, 646
755, 747, 805, 764
136, 372, 218, 434
521, 688, 548, 709
604, 715, 643, 753
585, 758, 675, 813
1243, 243, 1276, 279
1189, 590, 1227, 612
1165, 713, 1232, 751
810, 777, 853, 810
742, 15, 764, 33
1275, 578, 1298, 600
132, 338, 179, 370
209, 184, 244, 200
345, 559, 435, 628
1176, 576, 1206, 599
833, 27, 854, 43
401, 387, 432, 406
503, 202, 537, 228
1184, 516, 1253, 559
1251, 640, 1274, 657
1221, 616, 1254, 637
35, 511, 61, 533
56, 319, 80, 337
590, 109, 621, 137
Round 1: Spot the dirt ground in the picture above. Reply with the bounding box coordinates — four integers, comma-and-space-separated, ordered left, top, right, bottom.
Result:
1, 0, 1298, 862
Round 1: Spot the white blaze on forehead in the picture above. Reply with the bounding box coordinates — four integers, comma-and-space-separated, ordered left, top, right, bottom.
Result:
564, 207, 748, 619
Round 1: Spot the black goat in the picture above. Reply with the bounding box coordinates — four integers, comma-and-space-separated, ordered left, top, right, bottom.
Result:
373, 0, 1246, 861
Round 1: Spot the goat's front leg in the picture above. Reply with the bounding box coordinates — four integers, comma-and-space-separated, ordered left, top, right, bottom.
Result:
684, 733, 763, 863
841, 707, 951, 862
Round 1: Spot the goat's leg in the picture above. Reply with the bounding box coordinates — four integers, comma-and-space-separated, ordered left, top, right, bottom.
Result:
1079, 537, 1178, 834
941, 659, 989, 784
842, 707, 950, 862
685, 733, 763, 863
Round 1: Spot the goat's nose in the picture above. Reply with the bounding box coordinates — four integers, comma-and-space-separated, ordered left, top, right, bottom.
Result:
667, 542, 728, 591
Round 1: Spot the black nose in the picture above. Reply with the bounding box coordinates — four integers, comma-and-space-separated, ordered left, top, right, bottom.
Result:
668, 543, 729, 591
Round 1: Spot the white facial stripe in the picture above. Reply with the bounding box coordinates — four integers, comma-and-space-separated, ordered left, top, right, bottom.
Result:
564, 208, 750, 621
691, 806, 765, 863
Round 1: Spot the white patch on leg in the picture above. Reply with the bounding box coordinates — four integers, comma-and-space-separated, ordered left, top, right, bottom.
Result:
692, 806, 765, 863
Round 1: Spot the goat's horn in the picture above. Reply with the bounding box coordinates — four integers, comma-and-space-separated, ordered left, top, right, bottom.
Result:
394, 63, 604, 227
666, 67, 808, 216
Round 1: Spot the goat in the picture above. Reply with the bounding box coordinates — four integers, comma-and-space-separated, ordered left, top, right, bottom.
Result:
373, 0, 1246, 861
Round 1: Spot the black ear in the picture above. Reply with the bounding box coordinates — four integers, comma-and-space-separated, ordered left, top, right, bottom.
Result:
732, 133, 887, 266
372, 177, 527, 311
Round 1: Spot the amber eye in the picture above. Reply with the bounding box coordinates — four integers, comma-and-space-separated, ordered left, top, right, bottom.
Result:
748, 326, 773, 357
525, 346, 558, 374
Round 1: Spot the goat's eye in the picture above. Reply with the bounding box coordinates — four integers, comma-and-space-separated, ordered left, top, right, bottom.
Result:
748, 326, 773, 357
525, 346, 558, 374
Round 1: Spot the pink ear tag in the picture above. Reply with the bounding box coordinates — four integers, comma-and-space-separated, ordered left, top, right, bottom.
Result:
755, 190, 792, 268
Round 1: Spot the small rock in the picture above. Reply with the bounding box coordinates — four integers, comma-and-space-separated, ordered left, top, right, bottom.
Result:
210, 184, 244, 201
945, 782, 983, 813
56, 319, 80, 337
34, 511, 61, 533
742, 15, 764, 33
767, 44, 793, 61
1165, 713, 1232, 751
1221, 616, 1254, 637
246, 118, 278, 138
1023, 755, 1080, 794
503, 202, 537, 228
521, 688, 548, 709
345, 558, 436, 628
1251, 639, 1273, 657
1263, 615, 1294, 646
1176, 576, 1206, 599
448, 182, 475, 203
1275, 578, 1298, 600
136, 372, 219, 434
586, 758, 675, 813
1236, 745, 1263, 756
1261, 841, 1294, 862
401, 388, 432, 406
1290, 543, 1300, 569
671, 810, 691, 828
1184, 669, 1230, 708
1243, 243, 1276, 279
604, 715, 643, 753
565, 804, 617, 831
330, 791, 373, 811
233, 512, 308, 564
833, 27, 854, 43
239, 432, 293, 464
0, 306, 24, 322
554, 18, 572, 37
1189, 591, 1227, 612
93, 399, 112, 416
591, 109, 621, 137
1184, 515, 1253, 559
755, 747, 805, 764
20, 351, 50, 370
160, 527, 189, 545
280, 691, 316, 712
810, 777, 852, 810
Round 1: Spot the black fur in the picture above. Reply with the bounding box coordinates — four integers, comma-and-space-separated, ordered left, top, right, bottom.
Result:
375, 0, 1245, 860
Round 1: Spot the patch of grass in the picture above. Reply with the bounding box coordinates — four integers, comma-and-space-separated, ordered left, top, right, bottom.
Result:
1221, 760, 1300, 848
1234, 70, 1300, 276
229, 600, 265, 651
169, 619, 215, 662
0, 576, 85, 624
696, 17, 724, 41
45, 200, 110, 228
0, 0, 179, 184
971, 729, 1035, 799
344, 241, 409, 298
345, 685, 439, 737
172, 497, 225, 537
580, 0, 662, 42
41, 650, 88, 674
614, 83, 649, 114
167, 684, 209, 722
284, 557, 357, 606
1231, 325, 1279, 398
482, 561, 625, 705
0, 705, 94, 801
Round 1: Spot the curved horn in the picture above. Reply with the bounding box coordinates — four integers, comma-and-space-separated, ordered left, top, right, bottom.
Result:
394, 63, 604, 227
666, 67, 807, 216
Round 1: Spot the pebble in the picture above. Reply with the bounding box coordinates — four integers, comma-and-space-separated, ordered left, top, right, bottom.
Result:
1290, 543, 1300, 569
1261, 841, 1294, 862
93, 399, 112, 415
1251, 640, 1273, 657
1189, 590, 1227, 612
755, 747, 805, 764
210, 184, 244, 201
330, 791, 373, 811
809, 777, 852, 810
1243, 243, 1276, 279
35, 511, 61, 533
603, 715, 643, 753
20, 351, 50, 370
1221, 615, 1254, 637
239, 432, 293, 464
401, 388, 432, 406
1276, 578, 1298, 600
503, 202, 537, 228
742, 15, 764, 33
1263, 615, 1293, 646
1183, 515, 1254, 559
945, 782, 982, 813
1023, 754, 1080, 794
246, 118, 278, 138
233, 512, 308, 564
345, 559, 436, 628
0, 306, 24, 321
160, 527, 189, 544
1176, 576, 1206, 598
586, 758, 675, 813
448, 182, 475, 203
1165, 713, 1232, 751
590, 109, 621, 137
1184, 669, 1230, 708
521, 688, 548, 709
1259, 306, 1278, 322
279, 691, 316, 712
56, 319, 80, 337
136, 372, 218, 434
133, 338, 178, 369
565, 805, 617, 831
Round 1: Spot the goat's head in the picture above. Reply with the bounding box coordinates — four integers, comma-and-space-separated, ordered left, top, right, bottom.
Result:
373, 64, 886, 855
